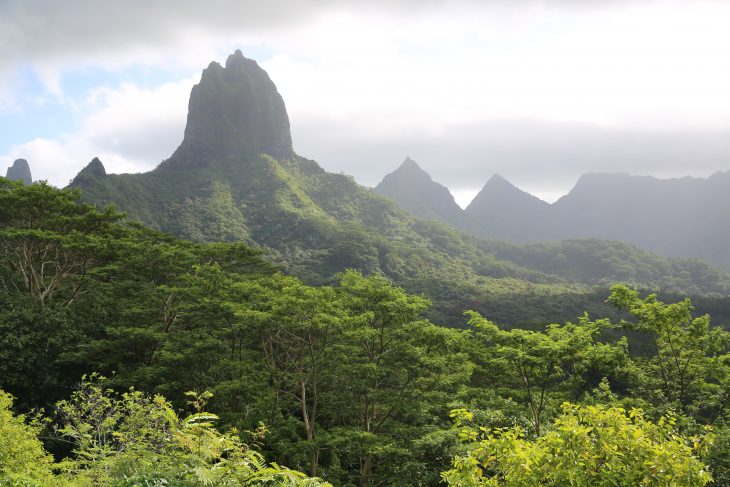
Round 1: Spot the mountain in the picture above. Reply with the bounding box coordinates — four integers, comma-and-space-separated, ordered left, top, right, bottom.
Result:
71, 157, 106, 185
70, 51, 730, 326
374, 157, 463, 224
5, 159, 32, 184
372, 163, 551, 240
388, 164, 730, 271
548, 172, 730, 270
161, 49, 293, 170
464, 174, 551, 241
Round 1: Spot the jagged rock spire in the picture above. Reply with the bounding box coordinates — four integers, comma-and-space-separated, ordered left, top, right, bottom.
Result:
164, 49, 294, 169
6, 158, 32, 184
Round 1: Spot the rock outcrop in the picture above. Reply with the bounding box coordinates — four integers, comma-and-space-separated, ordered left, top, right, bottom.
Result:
162, 49, 294, 169
6, 159, 32, 184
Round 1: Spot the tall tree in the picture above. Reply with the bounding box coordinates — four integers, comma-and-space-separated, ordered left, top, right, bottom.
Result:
465, 311, 631, 435
0, 179, 122, 306
332, 270, 471, 486
609, 284, 730, 421
251, 276, 346, 477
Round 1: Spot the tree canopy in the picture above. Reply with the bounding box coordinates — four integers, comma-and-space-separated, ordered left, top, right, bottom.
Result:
0, 179, 728, 485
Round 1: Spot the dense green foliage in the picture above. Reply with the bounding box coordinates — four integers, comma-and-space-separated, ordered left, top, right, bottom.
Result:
0, 389, 54, 484
2, 179, 730, 485
482, 238, 730, 296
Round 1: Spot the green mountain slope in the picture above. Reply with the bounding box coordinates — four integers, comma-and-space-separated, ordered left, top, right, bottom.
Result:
70, 51, 730, 326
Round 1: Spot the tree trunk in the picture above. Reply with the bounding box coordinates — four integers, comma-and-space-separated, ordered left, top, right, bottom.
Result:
301, 377, 318, 477
360, 452, 372, 487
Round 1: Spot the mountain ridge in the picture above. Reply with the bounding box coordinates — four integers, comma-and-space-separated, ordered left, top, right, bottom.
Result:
375, 163, 730, 270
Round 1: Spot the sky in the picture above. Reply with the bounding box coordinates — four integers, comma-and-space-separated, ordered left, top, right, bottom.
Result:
2, 0, 730, 206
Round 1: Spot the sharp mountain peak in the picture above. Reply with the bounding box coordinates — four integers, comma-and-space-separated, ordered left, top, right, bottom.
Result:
398, 156, 422, 171
71, 157, 107, 185
467, 174, 549, 212
482, 173, 515, 189
388, 156, 433, 181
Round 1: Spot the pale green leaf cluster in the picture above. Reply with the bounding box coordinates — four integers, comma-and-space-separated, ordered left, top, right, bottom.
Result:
0, 390, 55, 486
443, 403, 713, 486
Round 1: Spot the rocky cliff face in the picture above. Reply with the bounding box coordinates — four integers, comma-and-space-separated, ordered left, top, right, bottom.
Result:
162, 49, 294, 169
375, 157, 463, 224
6, 159, 32, 184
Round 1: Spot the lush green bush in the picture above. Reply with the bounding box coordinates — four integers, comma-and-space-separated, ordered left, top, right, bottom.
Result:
2, 179, 730, 485
0, 390, 55, 485
443, 403, 713, 486
0, 378, 329, 487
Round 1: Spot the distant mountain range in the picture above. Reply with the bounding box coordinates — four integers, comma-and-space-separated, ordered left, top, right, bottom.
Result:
376, 159, 730, 270
14, 50, 729, 324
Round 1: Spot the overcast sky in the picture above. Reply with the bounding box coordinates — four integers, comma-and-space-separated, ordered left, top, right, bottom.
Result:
2, 0, 730, 206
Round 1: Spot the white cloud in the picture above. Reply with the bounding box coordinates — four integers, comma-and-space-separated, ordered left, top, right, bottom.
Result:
6, 1, 730, 133
262, 2, 730, 134
81, 76, 198, 160
2, 75, 198, 186
4, 0, 730, 198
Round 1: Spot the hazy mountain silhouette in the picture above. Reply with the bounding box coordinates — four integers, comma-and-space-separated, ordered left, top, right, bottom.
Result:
464, 174, 551, 242
548, 171, 730, 269
374, 157, 463, 224
375, 163, 730, 270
